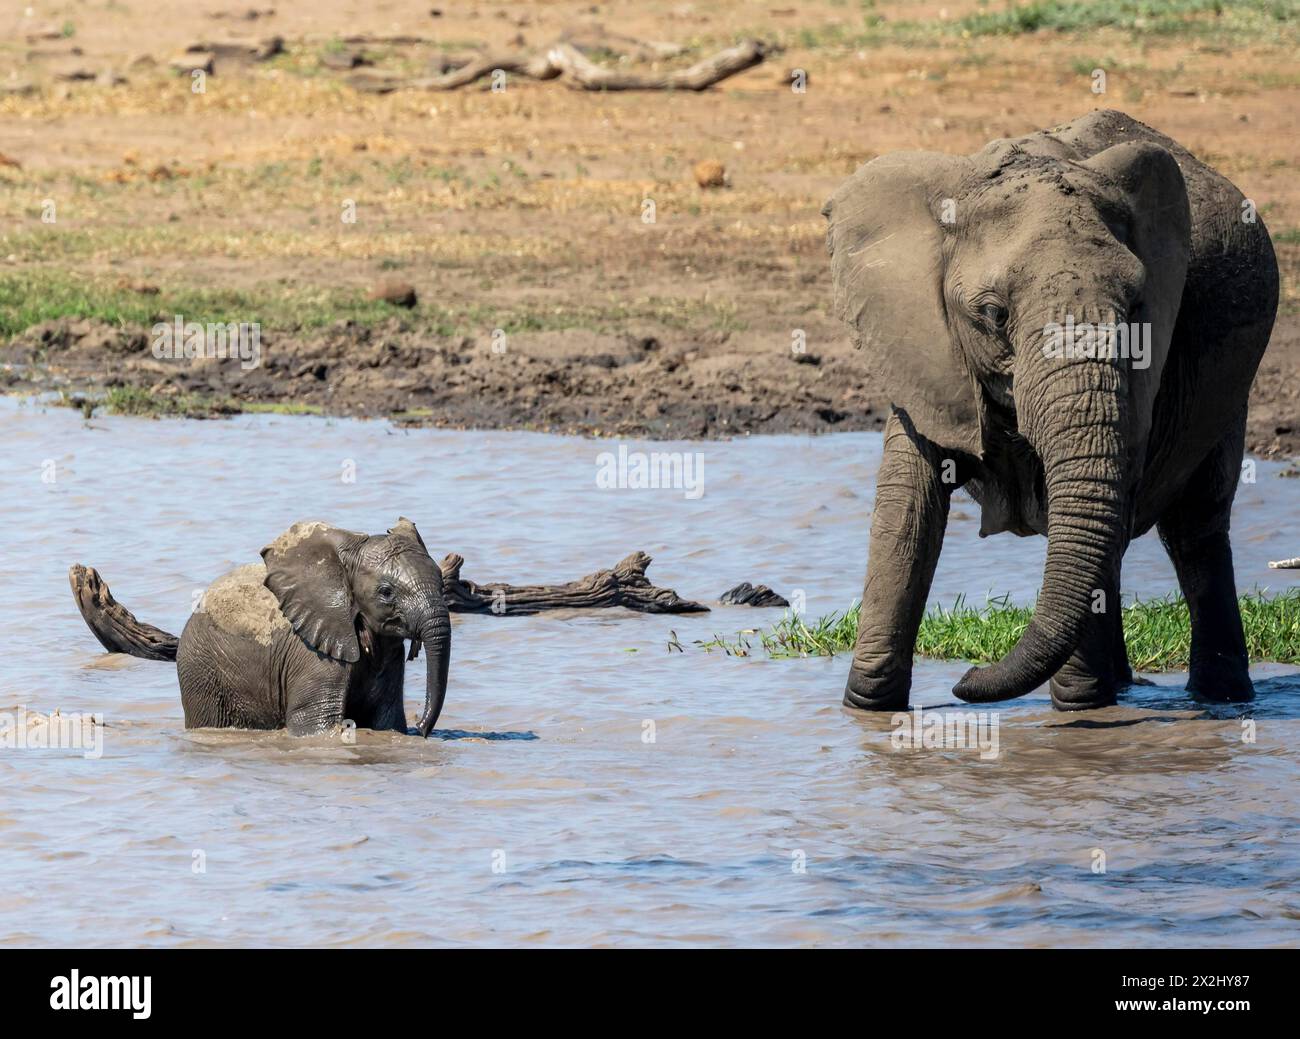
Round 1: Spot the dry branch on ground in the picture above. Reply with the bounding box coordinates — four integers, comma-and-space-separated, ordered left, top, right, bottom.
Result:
349, 38, 769, 94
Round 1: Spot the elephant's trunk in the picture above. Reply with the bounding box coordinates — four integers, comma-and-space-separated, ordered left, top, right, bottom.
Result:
415, 609, 451, 736
953, 304, 1128, 703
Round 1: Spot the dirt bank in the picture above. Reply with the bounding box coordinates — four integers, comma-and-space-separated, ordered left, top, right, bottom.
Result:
0, 315, 886, 438
3, 311, 1296, 458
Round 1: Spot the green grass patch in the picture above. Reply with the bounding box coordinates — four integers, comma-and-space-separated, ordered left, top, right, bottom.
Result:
695, 590, 1300, 671
748, 0, 1296, 50
0, 271, 408, 340
1, 269, 748, 343
56, 386, 237, 419
239, 401, 325, 415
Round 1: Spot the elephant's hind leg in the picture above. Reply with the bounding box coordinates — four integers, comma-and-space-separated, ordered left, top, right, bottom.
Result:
1161, 526, 1253, 702
1157, 419, 1253, 703
844, 411, 963, 711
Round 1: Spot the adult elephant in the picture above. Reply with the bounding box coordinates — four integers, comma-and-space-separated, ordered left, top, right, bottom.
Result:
71, 518, 452, 736
823, 109, 1277, 711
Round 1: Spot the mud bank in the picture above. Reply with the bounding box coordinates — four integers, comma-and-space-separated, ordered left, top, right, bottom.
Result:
0, 317, 888, 440
3, 315, 1298, 456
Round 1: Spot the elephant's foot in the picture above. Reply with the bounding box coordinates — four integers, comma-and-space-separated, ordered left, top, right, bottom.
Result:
1049, 672, 1120, 712
843, 663, 911, 711
1116, 659, 1156, 687
1187, 652, 1254, 703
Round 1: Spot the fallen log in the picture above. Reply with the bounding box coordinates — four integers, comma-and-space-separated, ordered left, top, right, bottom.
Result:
69, 564, 180, 660
401, 50, 561, 91
339, 33, 431, 46
437, 551, 708, 614
559, 27, 686, 62
355, 38, 768, 93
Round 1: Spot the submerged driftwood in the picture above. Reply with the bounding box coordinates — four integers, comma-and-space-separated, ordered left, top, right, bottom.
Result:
438, 551, 707, 615
718, 582, 789, 608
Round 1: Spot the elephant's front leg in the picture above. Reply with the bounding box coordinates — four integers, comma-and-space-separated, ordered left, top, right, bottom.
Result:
285, 655, 352, 736
347, 636, 411, 734
1048, 555, 1126, 710
844, 412, 962, 711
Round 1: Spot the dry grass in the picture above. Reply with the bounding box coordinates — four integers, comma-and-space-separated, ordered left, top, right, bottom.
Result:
1, 0, 1295, 319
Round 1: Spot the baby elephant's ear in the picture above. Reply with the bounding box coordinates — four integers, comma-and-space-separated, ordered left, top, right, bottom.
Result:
824, 151, 982, 458
261, 521, 363, 662
387, 516, 429, 555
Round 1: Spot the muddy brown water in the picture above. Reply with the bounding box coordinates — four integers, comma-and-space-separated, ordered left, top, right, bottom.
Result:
1, 397, 1297, 947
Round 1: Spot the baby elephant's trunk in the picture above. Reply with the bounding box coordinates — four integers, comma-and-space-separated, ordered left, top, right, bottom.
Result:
416, 611, 452, 737
69, 565, 179, 661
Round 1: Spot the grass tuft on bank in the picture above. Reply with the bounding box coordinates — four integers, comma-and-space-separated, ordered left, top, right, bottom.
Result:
953, 0, 1295, 38
695, 590, 1300, 671
56, 388, 325, 419
779, 0, 1298, 48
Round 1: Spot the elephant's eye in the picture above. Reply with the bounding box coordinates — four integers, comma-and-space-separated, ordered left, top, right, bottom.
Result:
980, 303, 1009, 330
377, 583, 395, 601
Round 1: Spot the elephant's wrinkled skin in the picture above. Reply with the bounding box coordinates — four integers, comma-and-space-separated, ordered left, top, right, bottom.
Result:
90, 518, 451, 736
824, 110, 1278, 711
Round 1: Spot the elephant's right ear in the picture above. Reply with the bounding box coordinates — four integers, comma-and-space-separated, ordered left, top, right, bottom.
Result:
387, 516, 430, 556
261, 521, 365, 662
824, 152, 982, 457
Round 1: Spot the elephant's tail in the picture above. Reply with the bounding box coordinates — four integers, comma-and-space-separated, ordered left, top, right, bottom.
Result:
68, 565, 179, 661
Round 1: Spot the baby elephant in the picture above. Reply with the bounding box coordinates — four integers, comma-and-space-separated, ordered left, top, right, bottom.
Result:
71, 519, 451, 737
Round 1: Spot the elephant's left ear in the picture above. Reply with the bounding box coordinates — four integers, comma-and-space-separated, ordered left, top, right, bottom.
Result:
261, 521, 364, 662
387, 517, 429, 555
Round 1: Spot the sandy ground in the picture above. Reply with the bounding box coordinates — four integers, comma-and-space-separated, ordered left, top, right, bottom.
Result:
0, 1, 1296, 454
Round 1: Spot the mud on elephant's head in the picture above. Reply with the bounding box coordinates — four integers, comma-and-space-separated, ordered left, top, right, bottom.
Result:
824, 123, 1193, 702
261, 518, 451, 735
